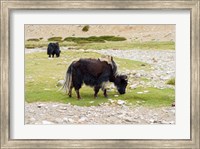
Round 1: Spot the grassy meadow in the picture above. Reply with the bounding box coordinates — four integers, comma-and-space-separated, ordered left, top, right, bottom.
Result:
25, 50, 175, 107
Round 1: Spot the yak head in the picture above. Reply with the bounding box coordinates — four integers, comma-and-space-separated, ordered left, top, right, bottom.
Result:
114, 75, 128, 94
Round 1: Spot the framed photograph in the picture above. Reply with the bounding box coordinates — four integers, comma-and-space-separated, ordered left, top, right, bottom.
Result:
1, 0, 199, 148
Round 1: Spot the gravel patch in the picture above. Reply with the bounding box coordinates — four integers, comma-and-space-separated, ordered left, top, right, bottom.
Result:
25, 102, 175, 125
93, 49, 175, 89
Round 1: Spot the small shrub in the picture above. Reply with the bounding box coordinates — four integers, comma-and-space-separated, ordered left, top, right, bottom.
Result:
87, 36, 105, 43
39, 37, 43, 40
27, 38, 40, 42
64, 37, 104, 43
64, 36, 126, 43
82, 25, 89, 32
64, 37, 76, 42
48, 37, 62, 42
99, 36, 126, 41
166, 78, 175, 85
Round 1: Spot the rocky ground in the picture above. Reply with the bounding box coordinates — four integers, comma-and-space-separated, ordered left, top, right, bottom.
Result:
25, 48, 175, 125
25, 102, 175, 125
93, 49, 175, 89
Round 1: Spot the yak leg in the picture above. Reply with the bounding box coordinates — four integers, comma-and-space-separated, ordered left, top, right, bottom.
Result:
68, 85, 73, 97
94, 86, 101, 98
75, 89, 81, 100
101, 87, 108, 98
103, 89, 108, 98
101, 83, 108, 98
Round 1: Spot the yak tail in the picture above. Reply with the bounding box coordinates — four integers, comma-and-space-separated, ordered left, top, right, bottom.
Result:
110, 56, 118, 76
58, 63, 73, 92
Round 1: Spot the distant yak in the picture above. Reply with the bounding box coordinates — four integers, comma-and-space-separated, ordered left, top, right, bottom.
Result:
62, 56, 128, 99
47, 42, 61, 58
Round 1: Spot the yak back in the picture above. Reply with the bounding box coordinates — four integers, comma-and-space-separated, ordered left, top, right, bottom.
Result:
72, 58, 114, 86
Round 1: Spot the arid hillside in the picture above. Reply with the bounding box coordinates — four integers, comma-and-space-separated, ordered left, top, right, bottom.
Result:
25, 25, 175, 42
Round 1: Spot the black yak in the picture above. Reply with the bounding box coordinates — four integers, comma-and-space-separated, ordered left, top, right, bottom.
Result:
62, 56, 128, 99
47, 42, 61, 58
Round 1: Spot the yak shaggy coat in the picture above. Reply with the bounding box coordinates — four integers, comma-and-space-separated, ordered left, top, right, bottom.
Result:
47, 42, 61, 58
62, 57, 128, 99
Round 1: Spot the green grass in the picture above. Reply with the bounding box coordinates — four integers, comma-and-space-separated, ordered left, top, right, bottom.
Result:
166, 78, 175, 85
25, 39, 175, 50
76, 41, 175, 50
25, 50, 174, 107
25, 41, 77, 49
125, 87, 174, 107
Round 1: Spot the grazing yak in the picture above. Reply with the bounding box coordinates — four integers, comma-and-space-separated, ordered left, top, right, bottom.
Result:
62, 56, 128, 99
47, 42, 61, 58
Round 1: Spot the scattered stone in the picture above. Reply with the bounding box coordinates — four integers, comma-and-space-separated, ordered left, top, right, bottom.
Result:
30, 117, 36, 122
55, 118, 63, 123
136, 101, 142, 104
42, 120, 54, 124
149, 119, 154, 123
60, 107, 67, 110
124, 117, 132, 122
78, 117, 87, 122
152, 57, 157, 62
52, 104, 58, 108
57, 80, 65, 87
161, 120, 169, 124
135, 73, 141, 78
130, 84, 137, 89
37, 104, 45, 108
137, 92, 143, 94
144, 90, 149, 93
169, 121, 175, 124
117, 100, 126, 105
63, 118, 69, 122
108, 99, 115, 103
172, 102, 175, 107
114, 95, 119, 97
